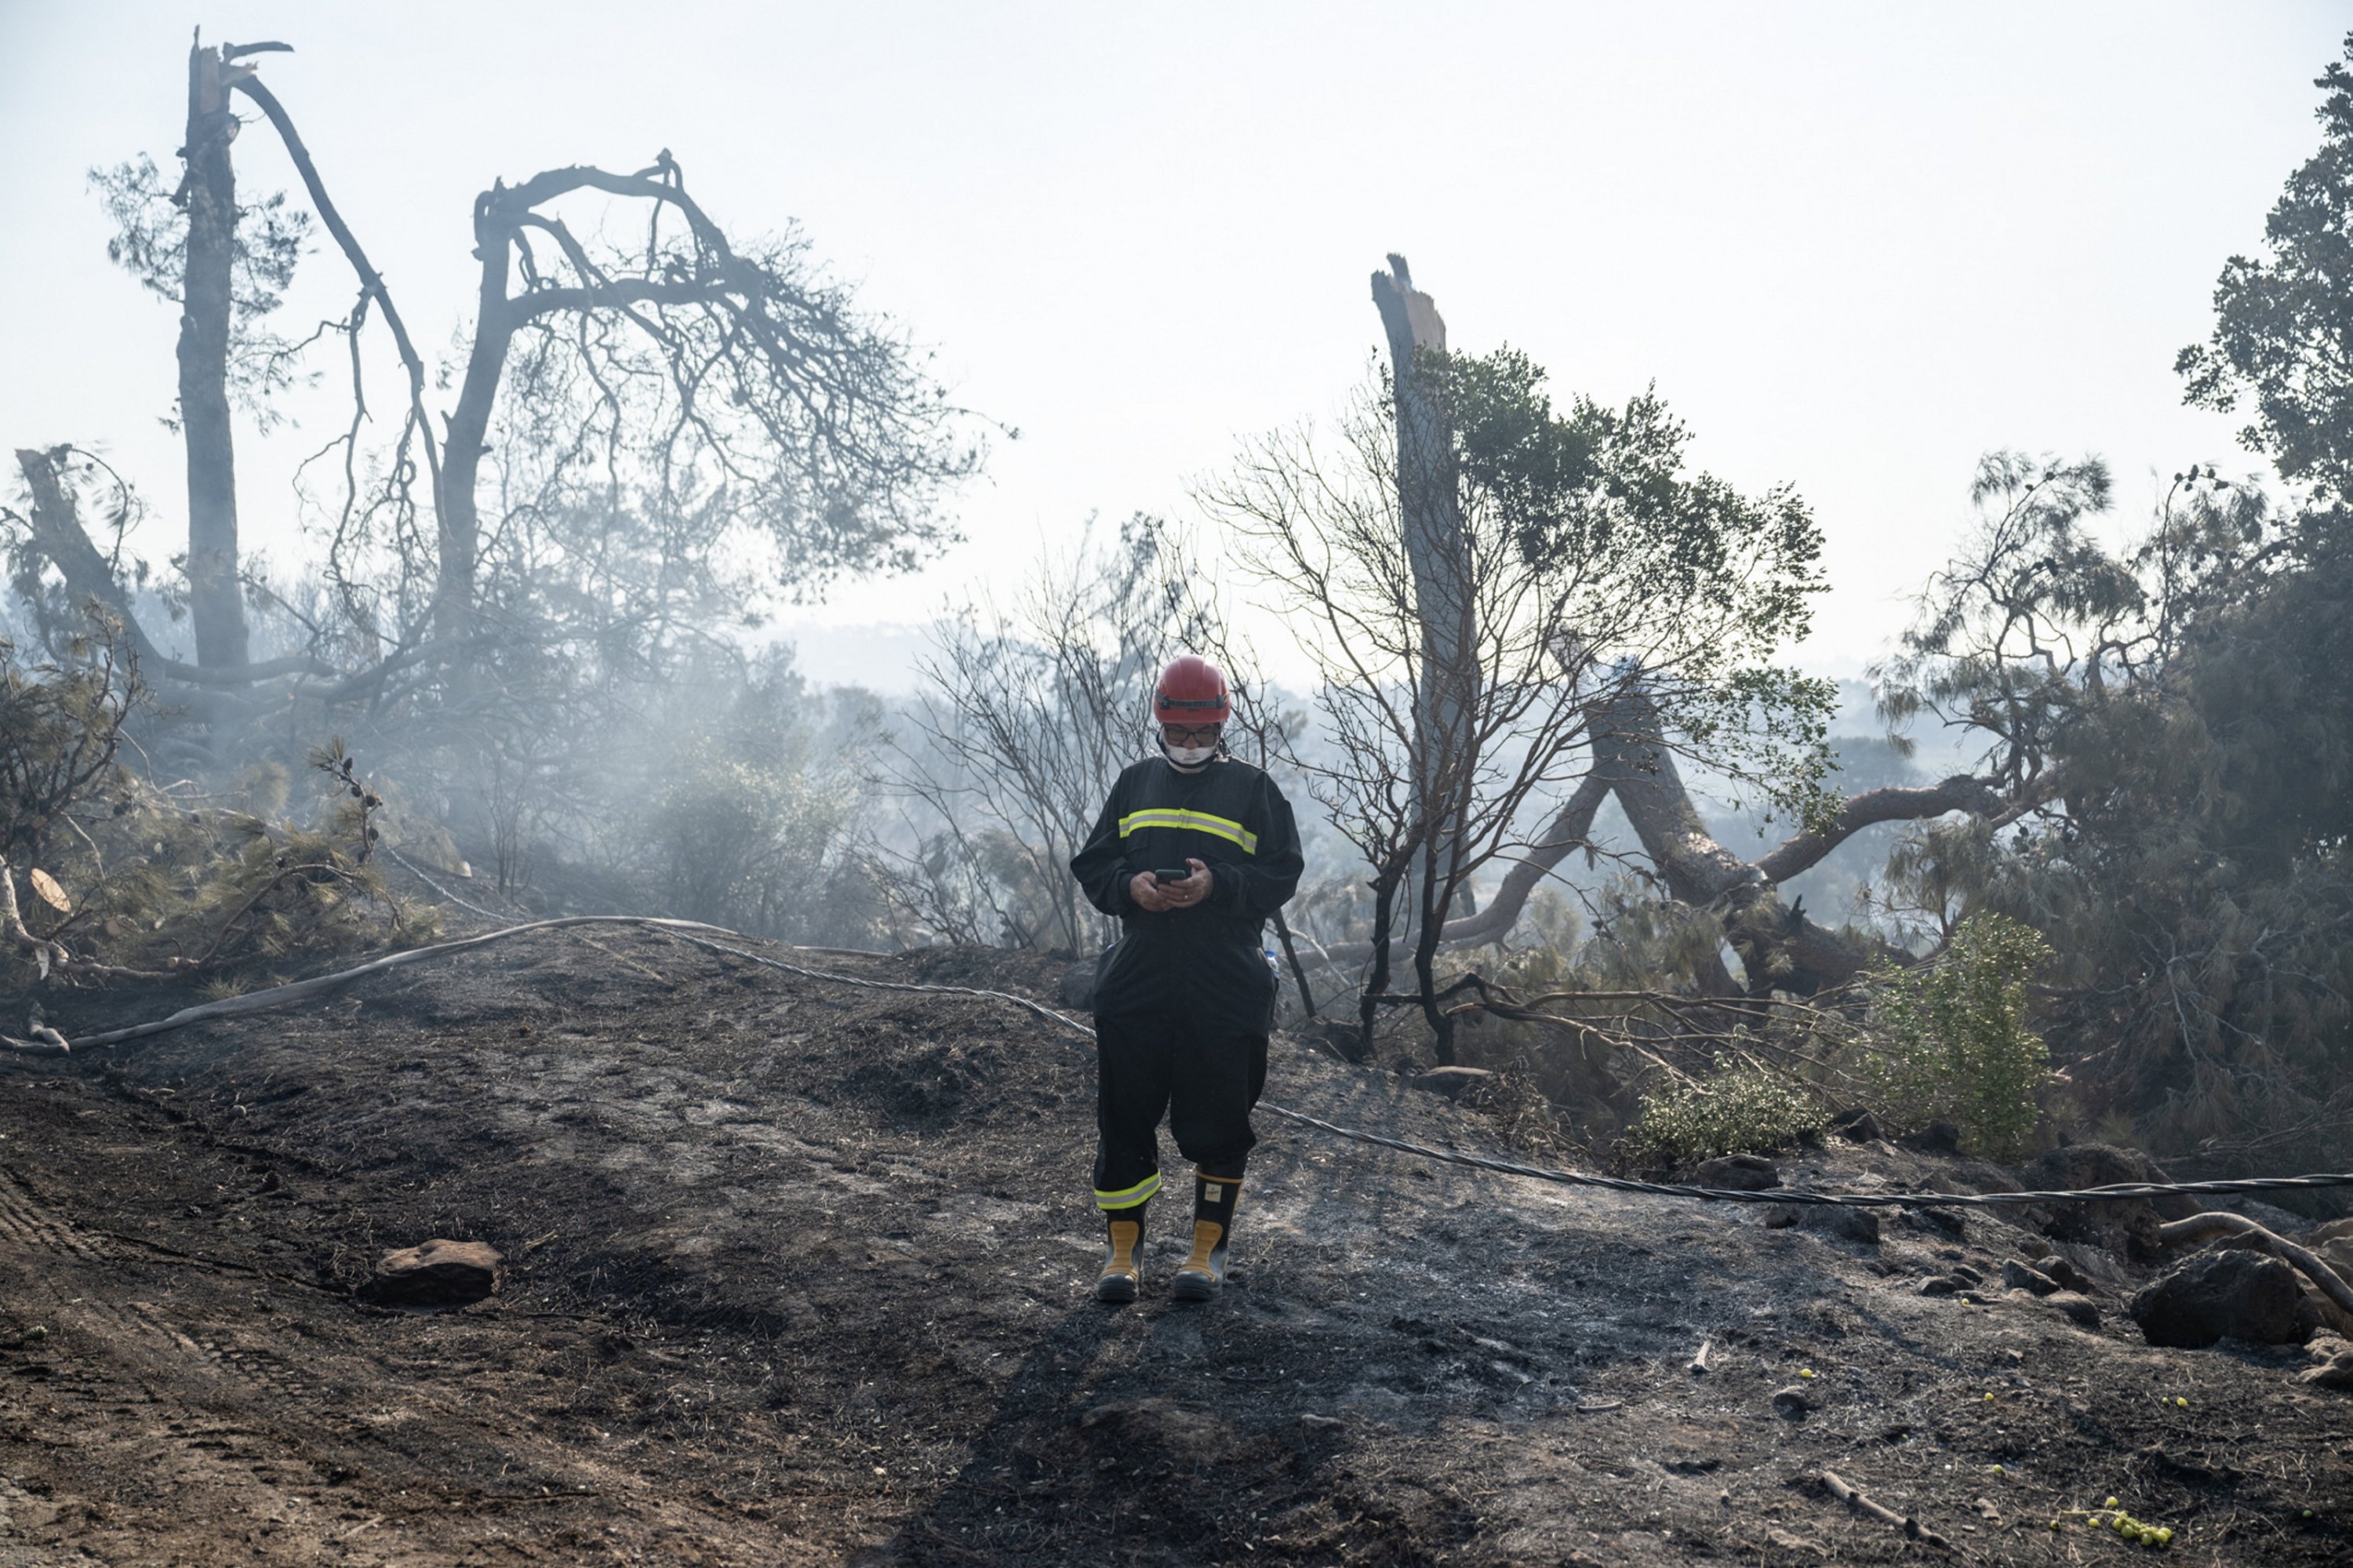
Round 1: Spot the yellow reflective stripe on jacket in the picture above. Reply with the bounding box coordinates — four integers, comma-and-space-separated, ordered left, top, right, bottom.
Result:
1094, 1171, 1162, 1210
1116, 808, 1259, 855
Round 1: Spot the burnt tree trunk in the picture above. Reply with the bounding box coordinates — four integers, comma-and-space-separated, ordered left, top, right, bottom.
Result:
1357, 849, 1414, 1060
1373, 256, 1481, 1057
432, 187, 518, 642
13, 448, 330, 692
15, 449, 164, 668
177, 41, 251, 668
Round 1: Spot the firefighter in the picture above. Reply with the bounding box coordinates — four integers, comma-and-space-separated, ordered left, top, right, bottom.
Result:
1068, 654, 1304, 1303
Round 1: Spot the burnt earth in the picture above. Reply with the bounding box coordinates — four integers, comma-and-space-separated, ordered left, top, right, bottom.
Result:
0, 926, 2346, 1565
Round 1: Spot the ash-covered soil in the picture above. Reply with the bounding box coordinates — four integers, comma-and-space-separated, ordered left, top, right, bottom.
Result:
0, 924, 2347, 1566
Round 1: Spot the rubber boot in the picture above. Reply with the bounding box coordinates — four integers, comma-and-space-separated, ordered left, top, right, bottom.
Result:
1093, 1201, 1147, 1304
1171, 1170, 1242, 1301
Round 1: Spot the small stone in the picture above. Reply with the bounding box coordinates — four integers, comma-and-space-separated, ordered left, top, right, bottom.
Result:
2040, 1255, 2096, 1294
1827, 1107, 1882, 1143
1771, 1384, 1818, 1418
2299, 1337, 2353, 1390
1902, 1120, 1963, 1155
2128, 1249, 2319, 1348
1911, 1207, 1968, 1241
2046, 1292, 2101, 1329
1697, 1155, 1782, 1191
1759, 1202, 1881, 1246
1920, 1275, 1961, 1296
360, 1238, 502, 1307
2002, 1260, 2061, 1296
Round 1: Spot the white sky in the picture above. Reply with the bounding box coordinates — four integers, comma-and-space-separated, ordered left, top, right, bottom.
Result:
2, 2, 2343, 687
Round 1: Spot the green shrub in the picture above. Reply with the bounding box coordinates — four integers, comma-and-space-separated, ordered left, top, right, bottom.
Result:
1857, 913, 2053, 1160
1628, 1060, 1824, 1165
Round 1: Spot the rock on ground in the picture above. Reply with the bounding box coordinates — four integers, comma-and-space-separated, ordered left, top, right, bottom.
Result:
2129, 1247, 2321, 1348
2002, 1258, 2061, 1295
2304, 1336, 2353, 1389
360, 1238, 502, 1306
1411, 1066, 1499, 1103
1696, 1155, 1780, 1191
2023, 1144, 2191, 1261
1761, 1201, 1881, 1246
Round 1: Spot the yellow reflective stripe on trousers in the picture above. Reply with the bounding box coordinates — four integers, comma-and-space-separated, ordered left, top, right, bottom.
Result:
1093, 1171, 1162, 1210
1116, 808, 1259, 855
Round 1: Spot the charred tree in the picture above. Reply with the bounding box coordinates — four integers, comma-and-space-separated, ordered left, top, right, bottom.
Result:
1589, 684, 1922, 995
423, 152, 977, 646
173, 36, 275, 668
1371, 256, 1483, 1060
1305, 692, 2006, 994
8, 448, 329, 692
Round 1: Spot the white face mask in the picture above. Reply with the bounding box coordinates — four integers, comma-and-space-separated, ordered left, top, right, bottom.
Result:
1163, 743, 1216, 769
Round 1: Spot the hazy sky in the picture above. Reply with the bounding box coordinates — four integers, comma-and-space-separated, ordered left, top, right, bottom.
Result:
2, 2, 2343, 686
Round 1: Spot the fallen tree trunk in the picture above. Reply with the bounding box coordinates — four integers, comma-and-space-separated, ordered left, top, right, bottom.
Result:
1752, 774, 2005, 884
1297, 685, 1995, 992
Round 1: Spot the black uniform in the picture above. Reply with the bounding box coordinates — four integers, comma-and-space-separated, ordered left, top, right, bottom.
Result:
1068, 753, 1304, 1208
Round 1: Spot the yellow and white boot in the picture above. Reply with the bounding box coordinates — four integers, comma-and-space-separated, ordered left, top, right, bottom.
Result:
1093, 1201, 1147, 1304
1171, 1170, 1242, 1302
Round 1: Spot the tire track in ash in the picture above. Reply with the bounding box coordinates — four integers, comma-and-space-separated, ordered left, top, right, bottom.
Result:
0, 1172, 105, 1261
0, 1165, 380, 1545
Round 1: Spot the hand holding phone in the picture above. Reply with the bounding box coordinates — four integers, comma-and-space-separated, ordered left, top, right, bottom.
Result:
1131, 858, 1213, 912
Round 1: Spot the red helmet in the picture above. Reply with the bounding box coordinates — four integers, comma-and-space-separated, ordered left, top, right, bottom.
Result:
1153, 655, 1231, 726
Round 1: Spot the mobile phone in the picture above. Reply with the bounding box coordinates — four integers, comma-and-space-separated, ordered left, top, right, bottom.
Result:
1153, 868, 1190, 883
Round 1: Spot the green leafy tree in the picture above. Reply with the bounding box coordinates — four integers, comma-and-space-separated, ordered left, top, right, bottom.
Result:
1879, 453, 2353, 1166
1857, 914, 2053, 1161
1629, 1060, 1824, 1166
1876, 33, 2353, 1173
1204, 336, 1835, 1059
2179, 31, 2353, 501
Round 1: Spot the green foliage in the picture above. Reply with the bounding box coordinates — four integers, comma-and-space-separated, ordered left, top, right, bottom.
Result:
1857, 915, 2053, 1161
2177, 31, 2353, 500
1440, 351, 1826, 646
648, 748, 860, 938
87, 154, 315, 416
0, 633, 132, 864
1882, 42, 2353, 1158
8, 737, 433, 982
1628, 1059, 1824, 1165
